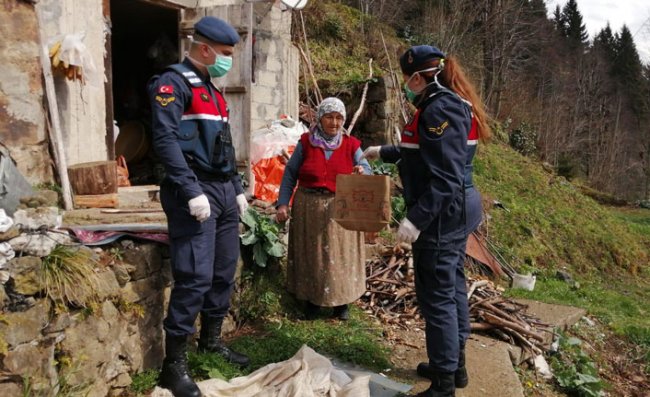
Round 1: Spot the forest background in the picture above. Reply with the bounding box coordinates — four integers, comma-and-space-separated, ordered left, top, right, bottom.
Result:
314, 0, 650, 202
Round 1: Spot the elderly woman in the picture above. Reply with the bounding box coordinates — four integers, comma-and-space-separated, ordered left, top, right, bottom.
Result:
276, 97, 371, 320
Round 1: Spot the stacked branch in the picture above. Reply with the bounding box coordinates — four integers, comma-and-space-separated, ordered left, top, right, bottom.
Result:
360, 247, 553, 354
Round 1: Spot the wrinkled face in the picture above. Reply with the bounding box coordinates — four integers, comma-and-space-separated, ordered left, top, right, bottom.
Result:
320, 112, 344, 136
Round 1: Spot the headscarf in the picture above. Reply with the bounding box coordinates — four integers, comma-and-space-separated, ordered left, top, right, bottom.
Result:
309, 97, 347, 151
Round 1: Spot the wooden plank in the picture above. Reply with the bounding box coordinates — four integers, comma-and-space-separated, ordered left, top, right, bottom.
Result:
103, 0, 115, 160
35, 4, 73, 210
74, 193, 119, 209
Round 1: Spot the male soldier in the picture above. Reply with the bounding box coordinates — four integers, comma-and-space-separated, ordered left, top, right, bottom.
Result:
148, 16, 250, 397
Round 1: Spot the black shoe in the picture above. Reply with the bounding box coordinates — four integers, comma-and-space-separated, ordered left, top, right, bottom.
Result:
415, 371, 455, 397
159, 334, 201, 397
332, 304, 349, 321
304, 301, 320, 320
197, 315, 250, 367
417, 347, 468, 389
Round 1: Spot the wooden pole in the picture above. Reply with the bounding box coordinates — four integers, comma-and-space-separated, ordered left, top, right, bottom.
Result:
35, 4, 74, 210
347, 58, 373, 135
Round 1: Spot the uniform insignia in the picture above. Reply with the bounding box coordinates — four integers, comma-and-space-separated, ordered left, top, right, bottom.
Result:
158, 85, 173, 94
155, 95, 176, 107
200, 93, 210, 102
428, 121, 449, 136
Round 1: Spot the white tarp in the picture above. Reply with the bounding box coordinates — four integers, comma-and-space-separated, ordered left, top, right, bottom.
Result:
152, 345, 370, 397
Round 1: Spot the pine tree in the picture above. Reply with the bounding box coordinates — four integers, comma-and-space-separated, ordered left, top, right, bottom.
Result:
613, 25, 644, 105
561, 0, 589, 46
552, 4, 565, 34
594, 24, 616, 62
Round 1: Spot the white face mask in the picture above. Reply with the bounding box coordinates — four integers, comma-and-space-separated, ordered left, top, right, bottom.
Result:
188, 40, 233, 78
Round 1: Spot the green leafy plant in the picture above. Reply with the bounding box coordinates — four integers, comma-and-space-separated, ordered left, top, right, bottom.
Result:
130, 369, 160, 395
240, 208, 285, 267
370, 160, 397, 177
41, 246, 100, 308
509, 122, 538, 157
391, 196, 406, 226
549, 333, 604, 397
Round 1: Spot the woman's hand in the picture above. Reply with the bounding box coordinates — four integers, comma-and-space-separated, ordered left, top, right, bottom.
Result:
276, 205, 290, 223
353, 165, 365, 174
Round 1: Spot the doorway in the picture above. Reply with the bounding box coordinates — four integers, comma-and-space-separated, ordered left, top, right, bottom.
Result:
110, 0, 179, 184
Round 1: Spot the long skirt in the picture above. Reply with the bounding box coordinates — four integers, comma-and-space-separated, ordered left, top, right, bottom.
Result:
286, 188, 366, 307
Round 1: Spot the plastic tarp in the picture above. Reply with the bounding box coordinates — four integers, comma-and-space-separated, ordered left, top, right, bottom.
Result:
152, 345, 370, 397
250, 118, 307, 203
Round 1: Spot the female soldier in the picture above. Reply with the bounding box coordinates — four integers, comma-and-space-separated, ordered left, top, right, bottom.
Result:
363, 45, 491, 397
276, 97, 371, 321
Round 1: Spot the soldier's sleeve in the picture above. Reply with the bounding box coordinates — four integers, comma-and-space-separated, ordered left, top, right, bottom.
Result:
379, 145, 401, 163
148, 73, 203, 202
406, 94, 470, 232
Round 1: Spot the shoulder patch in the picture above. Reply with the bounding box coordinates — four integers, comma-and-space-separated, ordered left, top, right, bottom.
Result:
428, 120, 449, 136
158, 85, 173, 94
155, 95, 176, 107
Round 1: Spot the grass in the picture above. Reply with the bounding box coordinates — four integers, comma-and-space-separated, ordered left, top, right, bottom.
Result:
40, 245, 101, 309
130, 308, 390, 394
476, 141, 650, 372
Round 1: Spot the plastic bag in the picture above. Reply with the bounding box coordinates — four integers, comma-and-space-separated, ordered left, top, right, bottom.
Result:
116, 155, 131, 187
250, 117, 307, 203
48, 32, 100, 86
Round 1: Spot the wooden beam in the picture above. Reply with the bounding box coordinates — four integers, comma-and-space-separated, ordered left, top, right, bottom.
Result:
74, 193, 119, 209
35, 4, 73, 210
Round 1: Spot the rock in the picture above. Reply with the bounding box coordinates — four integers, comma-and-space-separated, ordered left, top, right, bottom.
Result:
2, 341, 57, 393
556, 270, 573, 283
0, 299, 50, 347
122, 275, 164, 303
8, 231, 72, 257
0, 382, 23, 397
0, 226, 20, 241
121, 243, 163, 281
34, 190, 60, 207
12, 207, 61, 230
111, 262, 135, 287
43, 312, 72, 334
0, 284, 6, 310
6, 256, 43, 296
0, 242, 15, 268
366, 77, 386, 103
95, 269, 121, 300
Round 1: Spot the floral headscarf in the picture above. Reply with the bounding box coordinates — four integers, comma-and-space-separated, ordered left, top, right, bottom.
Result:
309, 97, 347, 151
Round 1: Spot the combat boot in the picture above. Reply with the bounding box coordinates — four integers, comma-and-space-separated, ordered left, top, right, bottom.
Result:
417, 345, 468, 388
416, 371, 455, 397
197, 315, 250, 367
159, 334, 201, 397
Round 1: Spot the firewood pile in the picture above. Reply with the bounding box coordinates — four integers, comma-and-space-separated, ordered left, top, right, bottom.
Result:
361, 246, 553, 354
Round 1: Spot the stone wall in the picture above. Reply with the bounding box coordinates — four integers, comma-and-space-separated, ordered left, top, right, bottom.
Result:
0, 237, 171, 396
0, 1, 53, 184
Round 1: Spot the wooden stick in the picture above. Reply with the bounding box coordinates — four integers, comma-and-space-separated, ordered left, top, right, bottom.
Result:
36, 4, 73, 210
298, 11, 322, 103
347, 58, 373, 135
481, 311, 545, 342
467, 280, 489, 299
479, 301, 530, 329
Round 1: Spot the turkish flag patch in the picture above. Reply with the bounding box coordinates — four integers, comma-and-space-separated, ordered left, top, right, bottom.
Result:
158, 85, 173, 94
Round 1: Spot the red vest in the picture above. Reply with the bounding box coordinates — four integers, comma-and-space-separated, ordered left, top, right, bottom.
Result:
298, 133, 360, 192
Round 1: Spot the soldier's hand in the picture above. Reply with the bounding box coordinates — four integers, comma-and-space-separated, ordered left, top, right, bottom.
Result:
236, 194, 249, 214
396, 218, 420, 244
276, 205, 290, 223
361, 146, 381, 161
188, 194, 211, 222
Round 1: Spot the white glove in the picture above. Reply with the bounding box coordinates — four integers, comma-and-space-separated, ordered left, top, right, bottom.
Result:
361, 146, 381, 161
236, 194, 249, 214
188, 194, 211, 222
397, 218, 420, 244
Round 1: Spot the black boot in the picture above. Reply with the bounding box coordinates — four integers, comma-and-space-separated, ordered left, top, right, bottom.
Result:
159, 334, 201, 397
415, 371, 455, 397
197, 316, 250, 367
332, 304, 349, 321
417, 346, 468, 388
304, 301, 320, 320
